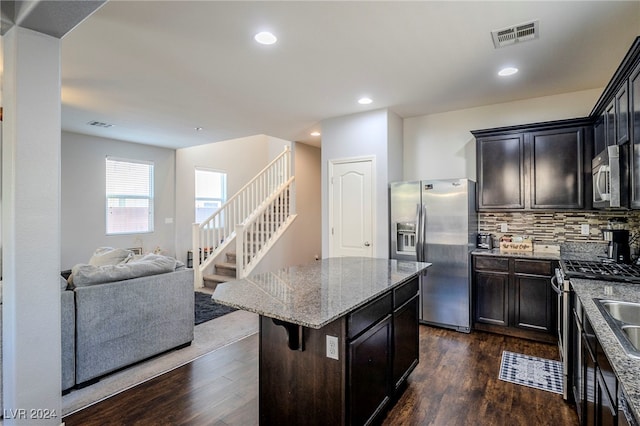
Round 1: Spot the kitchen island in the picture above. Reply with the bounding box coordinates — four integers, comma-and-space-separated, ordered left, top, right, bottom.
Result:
212, 257, 430, 425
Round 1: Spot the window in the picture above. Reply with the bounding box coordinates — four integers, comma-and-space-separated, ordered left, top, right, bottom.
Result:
106, 157, 154, 234
195, 168, 226, 223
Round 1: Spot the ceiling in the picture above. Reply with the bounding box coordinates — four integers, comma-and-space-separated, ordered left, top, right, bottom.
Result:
60, 1, 640, 149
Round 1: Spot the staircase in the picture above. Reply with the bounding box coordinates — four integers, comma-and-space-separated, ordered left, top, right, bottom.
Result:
192, 146, 296, 288
203, 252, 236, 290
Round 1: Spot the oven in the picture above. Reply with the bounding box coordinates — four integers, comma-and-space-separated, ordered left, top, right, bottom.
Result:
552, 267, 570, 400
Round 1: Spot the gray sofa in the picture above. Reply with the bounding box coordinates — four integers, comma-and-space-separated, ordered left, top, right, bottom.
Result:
62, 263, 194, 390
61, 278, 76, 391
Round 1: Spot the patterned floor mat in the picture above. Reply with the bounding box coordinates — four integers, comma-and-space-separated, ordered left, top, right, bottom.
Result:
498, 350, 563, 394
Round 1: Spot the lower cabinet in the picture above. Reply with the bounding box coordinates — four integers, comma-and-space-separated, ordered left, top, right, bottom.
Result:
472, 254, 556, 343
513, 272, 554, 332
573, 295, 627, 426
347, 278, 419, 425
475, 269, 509, 326
349, 315, 392, 426
392, 294, 419, 391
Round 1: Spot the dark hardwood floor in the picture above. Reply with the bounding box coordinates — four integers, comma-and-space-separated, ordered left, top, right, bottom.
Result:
63, 325, 578, 426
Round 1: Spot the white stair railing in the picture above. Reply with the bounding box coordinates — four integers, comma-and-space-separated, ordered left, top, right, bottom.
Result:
192, 146, 292, 288
235, 178, 296, 279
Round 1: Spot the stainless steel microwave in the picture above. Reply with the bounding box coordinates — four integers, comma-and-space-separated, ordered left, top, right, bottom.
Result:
592, 144, 629, 209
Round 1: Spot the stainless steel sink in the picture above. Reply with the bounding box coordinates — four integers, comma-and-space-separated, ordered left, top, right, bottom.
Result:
623, 325, 640, 348
594, 299, 640, 359
599, 300, 640, 325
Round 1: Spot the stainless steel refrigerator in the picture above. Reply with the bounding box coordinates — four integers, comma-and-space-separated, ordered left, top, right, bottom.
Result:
389, 179, 477, 332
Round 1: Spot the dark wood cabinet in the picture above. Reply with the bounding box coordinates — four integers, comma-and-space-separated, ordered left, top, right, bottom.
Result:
391, 294, 419, 391
473, 119, 590, 211
349, 315, 392, 426
476, 134, 525, 209
594, 115, 606, 155
473, 255, 556, 343
616, 83, 630, 145
591, 37, 640, 210
584, 329, 598, 426
571, 296, 628, 426
529, 127, 584, 209
347, 277, 419, 425
513, 274, 553, 332
474, 271, 509, 326
601, 83, 629, 146
630, 61, 640, 208
605, 100, 616, 147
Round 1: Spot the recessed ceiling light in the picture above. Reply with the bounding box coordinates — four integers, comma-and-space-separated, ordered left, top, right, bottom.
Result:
310, 131, 321, 137
254, 31, 277, 45
498, 67, 519, 77
195, 127, 204, 131
358, 97, 373, 105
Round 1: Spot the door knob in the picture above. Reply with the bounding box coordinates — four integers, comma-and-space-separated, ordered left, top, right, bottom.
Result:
364, 242, 371, 247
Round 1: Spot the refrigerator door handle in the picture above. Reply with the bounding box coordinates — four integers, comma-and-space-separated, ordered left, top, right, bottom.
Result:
415, 203, 422, 260
421, 204, 427, 261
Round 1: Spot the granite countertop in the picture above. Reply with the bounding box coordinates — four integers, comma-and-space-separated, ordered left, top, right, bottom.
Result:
212, 257, 431, 329
571, 278, 640, 422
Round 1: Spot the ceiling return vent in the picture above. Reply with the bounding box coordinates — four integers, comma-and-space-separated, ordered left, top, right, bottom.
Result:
491, 20, 539, 48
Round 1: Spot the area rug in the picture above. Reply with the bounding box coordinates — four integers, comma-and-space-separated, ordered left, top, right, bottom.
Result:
195, 291, 237, 325
498, 351, 563, 395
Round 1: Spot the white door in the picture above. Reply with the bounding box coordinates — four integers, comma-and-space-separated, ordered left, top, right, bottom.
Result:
330, 159, 374, 257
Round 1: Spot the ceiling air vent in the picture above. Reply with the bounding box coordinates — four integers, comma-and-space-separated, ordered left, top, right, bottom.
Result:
491, 20, 539, 48
87, 120, 114, 128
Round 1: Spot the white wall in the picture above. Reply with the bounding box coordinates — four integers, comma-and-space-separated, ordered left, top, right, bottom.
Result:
387, 110, 404, 183
175, 134, 291, 264
61, 131, 177, 269
403, 88, 602, 181
251, 142, 322, 273
321, 108, 402, 259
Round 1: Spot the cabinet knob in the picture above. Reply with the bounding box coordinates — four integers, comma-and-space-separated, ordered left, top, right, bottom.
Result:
364, 242, 371, 247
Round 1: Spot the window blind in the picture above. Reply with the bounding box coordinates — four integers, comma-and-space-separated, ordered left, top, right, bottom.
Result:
106, 157, 154, 234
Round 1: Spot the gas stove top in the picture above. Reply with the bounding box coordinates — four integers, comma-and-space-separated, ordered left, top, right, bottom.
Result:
561, 259, 640, 283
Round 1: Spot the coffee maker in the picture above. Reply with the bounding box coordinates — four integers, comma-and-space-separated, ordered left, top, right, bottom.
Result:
602, 219, 631, 263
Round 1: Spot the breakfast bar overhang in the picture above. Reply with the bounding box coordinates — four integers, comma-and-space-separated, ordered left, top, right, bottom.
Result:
213, 257, 431, 425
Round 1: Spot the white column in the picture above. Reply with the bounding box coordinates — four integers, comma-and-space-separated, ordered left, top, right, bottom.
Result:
2, 26, 62, 425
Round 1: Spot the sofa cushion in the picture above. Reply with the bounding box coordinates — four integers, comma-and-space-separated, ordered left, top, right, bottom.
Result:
71, 254, 178, 287
88, 247, 134, 267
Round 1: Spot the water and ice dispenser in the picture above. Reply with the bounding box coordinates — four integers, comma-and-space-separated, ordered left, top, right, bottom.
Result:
396, 222, 417, 253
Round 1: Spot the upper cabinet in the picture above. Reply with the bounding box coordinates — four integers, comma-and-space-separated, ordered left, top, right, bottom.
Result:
529, 127, 585, 209
590, 37, 640, 209
630, 61, 640, 208
616, 82, 630, 146
473, 119, 591, 211
605, 100, 616, 147
475, 134, 525, 210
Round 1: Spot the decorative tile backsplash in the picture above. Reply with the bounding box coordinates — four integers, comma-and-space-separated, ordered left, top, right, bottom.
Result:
479, 211, 640, 244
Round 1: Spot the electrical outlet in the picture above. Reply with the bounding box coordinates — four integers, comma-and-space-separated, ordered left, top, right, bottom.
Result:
326, 335, 339, 360
581, 224, 590, 235
500, 223, 508, 233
